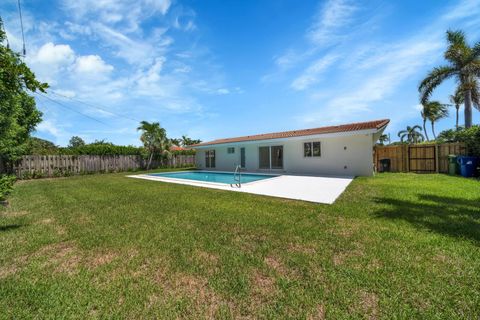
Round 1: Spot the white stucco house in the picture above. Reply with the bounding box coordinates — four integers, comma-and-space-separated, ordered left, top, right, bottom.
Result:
191, 119, 389, 177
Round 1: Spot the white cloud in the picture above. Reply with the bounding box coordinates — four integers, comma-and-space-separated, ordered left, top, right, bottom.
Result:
62, 0, 171, 32
307, 0, 357, 45
36, 119, 61, 138
291, 54, 338, 90
31, 42, 75, 67
73, 55, 114, 74
216, 88, 230, 95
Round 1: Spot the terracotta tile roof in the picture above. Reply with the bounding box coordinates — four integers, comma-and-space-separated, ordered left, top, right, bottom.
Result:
192, 119, 389, 147
170, 145, 187, 151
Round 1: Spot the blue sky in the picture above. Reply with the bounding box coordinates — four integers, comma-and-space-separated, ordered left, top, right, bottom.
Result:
1, 0, 480, 146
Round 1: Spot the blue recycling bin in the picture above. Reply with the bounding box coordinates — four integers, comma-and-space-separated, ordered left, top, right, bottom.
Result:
457, 156, 479, 178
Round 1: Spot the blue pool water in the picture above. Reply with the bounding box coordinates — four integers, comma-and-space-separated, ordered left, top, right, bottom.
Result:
148, 171, 277, 184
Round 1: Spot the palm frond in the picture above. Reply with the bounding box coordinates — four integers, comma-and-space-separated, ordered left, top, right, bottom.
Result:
418, 66, 456, 104
446, 30, 467, 47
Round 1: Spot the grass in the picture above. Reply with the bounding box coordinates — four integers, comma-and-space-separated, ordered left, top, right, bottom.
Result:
0, 169, 479, 319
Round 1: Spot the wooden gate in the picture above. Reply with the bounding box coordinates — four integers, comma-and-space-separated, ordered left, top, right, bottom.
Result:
373, 142, 467, 173
408, 145, 436, 173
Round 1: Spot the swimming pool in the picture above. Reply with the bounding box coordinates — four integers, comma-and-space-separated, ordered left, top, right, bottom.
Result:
148, 171, 277, 184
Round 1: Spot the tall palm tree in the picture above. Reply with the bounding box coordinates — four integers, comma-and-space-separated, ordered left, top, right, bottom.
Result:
423, 101, 449, 140
450, 79, 480, 129
420, 108, 430, 141
419, 30, 480, 128
449, 89, 464, 130
398, 125, 424, 144
137, 121, 171, 170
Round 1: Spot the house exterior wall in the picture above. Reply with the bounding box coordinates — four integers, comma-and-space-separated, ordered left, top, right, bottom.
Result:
195, 133, 375, 176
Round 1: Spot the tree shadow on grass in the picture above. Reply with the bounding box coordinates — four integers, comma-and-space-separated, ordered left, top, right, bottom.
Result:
374, 194, 480, 244
0, 224, 23, 232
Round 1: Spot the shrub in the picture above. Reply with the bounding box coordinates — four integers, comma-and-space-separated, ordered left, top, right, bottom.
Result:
436, 126, 480, 156
0, 175, 16, 201
457, 126, 480, 156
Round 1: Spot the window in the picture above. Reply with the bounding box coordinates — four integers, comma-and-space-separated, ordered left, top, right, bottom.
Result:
227, 147, 235, 154
304, 142, 321, 157
205, 150, 215, 168
259, 146, 283, 169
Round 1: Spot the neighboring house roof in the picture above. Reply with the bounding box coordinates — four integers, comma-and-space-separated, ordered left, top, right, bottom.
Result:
170, 145, 187, 151
192, 119, 390, 147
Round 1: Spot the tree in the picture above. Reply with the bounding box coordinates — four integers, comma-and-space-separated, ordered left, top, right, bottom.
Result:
449, 89, 464, 130
420, 108, 430, 141
421, 101, 449, 140
0, 18, 48, 168
419, 30, 480, 128
137, 121, 171, 170
169, 138, 181, 146
180, 135, 201, 147
397, 125, 424, 144
68, 136, 86, 148
377, 134, 390, 145
25, 137, 58, 155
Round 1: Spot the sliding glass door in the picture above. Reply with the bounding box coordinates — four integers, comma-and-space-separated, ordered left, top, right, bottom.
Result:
259, 146, 283, 169
205, 150, 215, 168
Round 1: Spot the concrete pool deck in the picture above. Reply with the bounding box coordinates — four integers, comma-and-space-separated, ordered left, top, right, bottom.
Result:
128, 172, 353, 204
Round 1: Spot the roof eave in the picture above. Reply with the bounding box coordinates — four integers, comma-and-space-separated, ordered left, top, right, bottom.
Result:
193, 127, 383, 148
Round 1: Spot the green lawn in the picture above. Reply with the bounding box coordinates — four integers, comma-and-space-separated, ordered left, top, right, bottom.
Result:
0, 170, 479, 319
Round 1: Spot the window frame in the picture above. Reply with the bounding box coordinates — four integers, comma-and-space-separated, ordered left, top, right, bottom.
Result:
205, 149, 216, 168
258, 145, 284, 169
227, 147, 235, 154
303, 141, 321, 158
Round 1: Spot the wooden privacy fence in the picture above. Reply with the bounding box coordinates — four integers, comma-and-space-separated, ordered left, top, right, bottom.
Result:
374, 142, 467, 173
2, 154, 196, 178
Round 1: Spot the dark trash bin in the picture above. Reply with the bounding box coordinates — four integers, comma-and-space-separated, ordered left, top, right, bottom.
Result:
379, 159, 391, 172
457, 156, 479, 178
447, 155, 459, 175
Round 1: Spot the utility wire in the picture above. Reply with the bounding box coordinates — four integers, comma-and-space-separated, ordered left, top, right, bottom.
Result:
16, 0, 26, 56
48, 90, 141, 123
34, 91, 112, 127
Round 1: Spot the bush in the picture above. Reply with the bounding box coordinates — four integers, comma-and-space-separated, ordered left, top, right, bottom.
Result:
59, 141, 143, 156
0, 175, 16, 201
457, 126, 480, 156
436, 126, 480, 156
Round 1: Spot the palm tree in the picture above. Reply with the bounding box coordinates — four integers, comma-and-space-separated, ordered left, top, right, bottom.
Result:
169, 138, 181, 146
378, 134, 390, 145
425, 101, 449, 140
419, 30, 480, 128
449, 89, 464, 130
398, 125, 424, 144
450, 80, 480, 129
420, 108, 430, 141
137, 121, 171, 170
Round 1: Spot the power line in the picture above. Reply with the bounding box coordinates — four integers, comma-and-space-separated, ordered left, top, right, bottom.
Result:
34, 91, 112, 127
48, 90, 141, 123
16, 0, 26, 56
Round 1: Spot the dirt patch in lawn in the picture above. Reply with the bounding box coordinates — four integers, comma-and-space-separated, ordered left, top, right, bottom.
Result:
156, 272, 228, 318
264, 256, 290, 277
287, 242, 317, 254
356, 290, 379, 320
307, 304, 326, 320
87, 251, 118, 269
2, 210, 29, 218
333, 246, 364, 267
